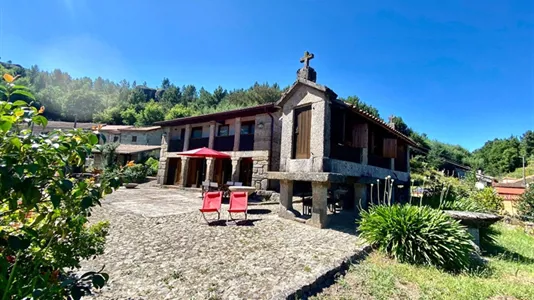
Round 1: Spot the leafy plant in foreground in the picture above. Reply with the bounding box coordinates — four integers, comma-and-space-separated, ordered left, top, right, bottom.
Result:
358, 204, 474, 271
0, 74, 121, 299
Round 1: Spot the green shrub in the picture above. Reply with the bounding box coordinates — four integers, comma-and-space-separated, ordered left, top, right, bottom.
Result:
123, 163, 148, 183
517, 185, 534, 219
358, 204, 474, 271
0, 75, 121, 298
145, 157, 159, 176
440, 197, 486, 212
470, 188, 504, 213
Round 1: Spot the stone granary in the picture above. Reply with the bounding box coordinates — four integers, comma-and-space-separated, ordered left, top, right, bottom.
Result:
267, 51, 418, 228
155, 51, 417, 228
154, 104, 281, 189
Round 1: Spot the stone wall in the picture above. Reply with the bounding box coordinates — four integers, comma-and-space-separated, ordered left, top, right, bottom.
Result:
253, 113, 274, 151
279, 84, 329, 173
252, 155, 270, 190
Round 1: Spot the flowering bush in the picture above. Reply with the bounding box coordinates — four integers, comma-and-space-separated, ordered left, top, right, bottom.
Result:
0, 74, 120, 299
123, 162, 149, 184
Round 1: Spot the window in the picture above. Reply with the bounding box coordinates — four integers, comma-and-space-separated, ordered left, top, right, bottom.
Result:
241, 122, 255, 135
218, 125, 229, 136
113, 136, 119, 142
191, 127, 203, 139
131, 136, 137, 142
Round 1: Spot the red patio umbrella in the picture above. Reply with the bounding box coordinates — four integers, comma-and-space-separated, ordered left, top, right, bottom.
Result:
176, 147, 231, 159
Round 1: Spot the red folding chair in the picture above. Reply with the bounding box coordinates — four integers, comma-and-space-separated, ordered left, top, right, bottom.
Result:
199, 191, 222, 223
227, 192, 248, 221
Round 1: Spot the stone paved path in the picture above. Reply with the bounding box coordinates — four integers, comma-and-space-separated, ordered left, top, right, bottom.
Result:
82, 185, 365, 299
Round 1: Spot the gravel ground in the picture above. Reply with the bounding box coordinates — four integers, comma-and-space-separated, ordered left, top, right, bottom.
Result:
81, 185, 365, 299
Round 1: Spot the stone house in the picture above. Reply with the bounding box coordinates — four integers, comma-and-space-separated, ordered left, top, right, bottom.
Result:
93, 125, 162, 167
154, 104, 281, 190
267, 52, 418, 228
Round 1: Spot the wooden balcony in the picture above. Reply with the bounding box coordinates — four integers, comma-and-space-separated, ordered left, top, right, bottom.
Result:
239, 134, 254, 151
213, 135, 234, 151
189, 137, 209, 149
168, 139, 184, 152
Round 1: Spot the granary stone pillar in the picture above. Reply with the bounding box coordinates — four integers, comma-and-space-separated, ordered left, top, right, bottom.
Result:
231, 158, 241, 182
179, 157, 189, 187
205, 157, 215, 182
406, 147, 411, 173
208, 122, 216, 149
279, 180, 296, 219
390, 158, 395, 171
361, 148, 368, 165
233, 117, 241, 151
183, 124, 191, 151
308, 182, 329, 228
354, 183, 368, 212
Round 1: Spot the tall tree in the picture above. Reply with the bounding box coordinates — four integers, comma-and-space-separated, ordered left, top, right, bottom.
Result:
391, 116, 413, 136
213, 86, 228, 104
521, 130, 534, 158
181, 85, 198, 105
127, 88, 147, 106
161, 77, 171, 90
196, 87, 216, 109
340, 95, 380, 119
160, 85, 181, 107
136, 100, 165, 126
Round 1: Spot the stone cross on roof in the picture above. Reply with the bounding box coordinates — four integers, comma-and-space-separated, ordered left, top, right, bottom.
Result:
388, 115, 395, 123
300, 51, 315, 68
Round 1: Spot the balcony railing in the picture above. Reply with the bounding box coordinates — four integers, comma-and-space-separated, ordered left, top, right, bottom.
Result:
239, 134, 254, 151
369, 154, 391, 170
189, 137, 209, 149
330, 143, 362, 164
168, 139, 184, 152
213, 135, 234, 151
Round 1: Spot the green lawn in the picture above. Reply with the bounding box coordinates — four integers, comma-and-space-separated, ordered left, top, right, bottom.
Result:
313, 223, 534, 300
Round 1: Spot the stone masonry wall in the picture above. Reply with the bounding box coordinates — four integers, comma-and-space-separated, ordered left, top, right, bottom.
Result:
252, 155, 270, 190
279, 85, 328, 173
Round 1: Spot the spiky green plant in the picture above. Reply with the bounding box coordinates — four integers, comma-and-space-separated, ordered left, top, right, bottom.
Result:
358, 204, 474, 271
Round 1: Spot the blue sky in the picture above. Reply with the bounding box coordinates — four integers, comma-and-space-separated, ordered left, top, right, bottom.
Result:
1, 0, 533, 151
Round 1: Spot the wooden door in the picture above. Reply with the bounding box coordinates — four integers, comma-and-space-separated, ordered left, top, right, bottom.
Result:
293, 106, 312, 159
383, 138, 398, 158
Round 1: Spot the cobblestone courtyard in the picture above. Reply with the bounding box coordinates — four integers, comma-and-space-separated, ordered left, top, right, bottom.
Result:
82, 184, 365, 299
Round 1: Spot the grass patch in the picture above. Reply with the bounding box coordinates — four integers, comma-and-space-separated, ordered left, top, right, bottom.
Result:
313, 223, 534, 300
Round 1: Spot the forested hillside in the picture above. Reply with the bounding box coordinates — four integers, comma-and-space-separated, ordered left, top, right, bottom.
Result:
0, 61, 531, 177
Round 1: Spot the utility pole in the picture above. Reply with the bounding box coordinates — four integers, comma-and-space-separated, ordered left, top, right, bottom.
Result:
523, 155, 527, 186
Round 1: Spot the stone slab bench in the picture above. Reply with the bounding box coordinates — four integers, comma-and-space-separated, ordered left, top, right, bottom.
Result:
444, 210, 503, 246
